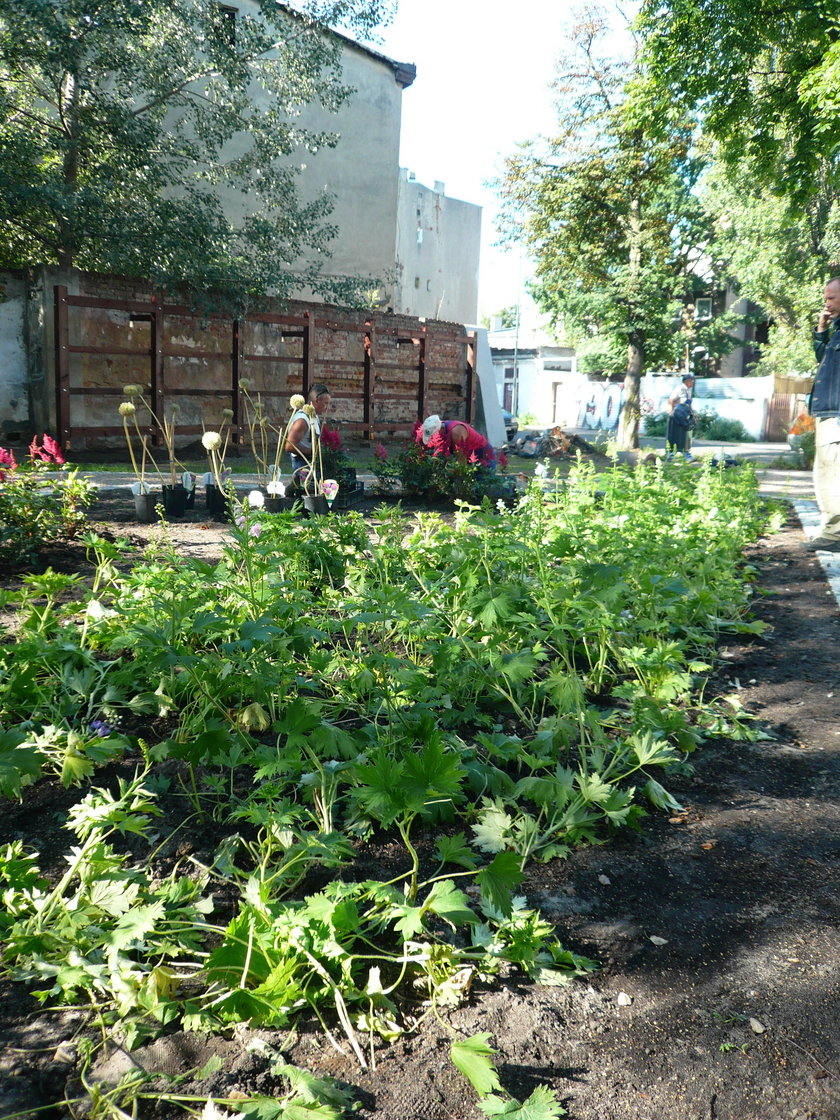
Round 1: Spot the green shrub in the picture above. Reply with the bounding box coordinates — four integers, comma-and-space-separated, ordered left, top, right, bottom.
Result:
693, 409, 754, 442
0, 436, 91, 565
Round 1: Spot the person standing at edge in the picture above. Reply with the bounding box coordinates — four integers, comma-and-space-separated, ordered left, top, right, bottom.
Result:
806, 277, 840, 552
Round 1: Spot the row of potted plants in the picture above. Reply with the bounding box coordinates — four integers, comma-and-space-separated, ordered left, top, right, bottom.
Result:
119, 384, 355, 521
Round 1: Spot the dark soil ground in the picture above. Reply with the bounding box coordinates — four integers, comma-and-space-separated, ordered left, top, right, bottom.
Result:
1, 489, 839, 1120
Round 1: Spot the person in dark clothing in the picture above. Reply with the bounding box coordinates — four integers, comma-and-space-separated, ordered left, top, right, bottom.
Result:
666, 374, 695, 457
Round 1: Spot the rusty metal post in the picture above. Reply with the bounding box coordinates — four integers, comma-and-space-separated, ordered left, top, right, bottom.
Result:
302, 311, 315, 397
54, 285, 71, 450
150, 296, 164, 447
465, 332, 476, 424
363, 320, 374, 440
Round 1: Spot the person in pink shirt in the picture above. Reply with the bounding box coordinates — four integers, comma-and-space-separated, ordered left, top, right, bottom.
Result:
418, 414, 497, 469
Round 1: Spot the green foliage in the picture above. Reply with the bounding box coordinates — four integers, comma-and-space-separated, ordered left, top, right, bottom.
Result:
0, 459, 776, 1104
637, 0, 840, 203
0, 438, 91, 564
692, 410, 753, 442
370, 438, 507, 502
496, 12, 715, 446
0, 0, 393, 304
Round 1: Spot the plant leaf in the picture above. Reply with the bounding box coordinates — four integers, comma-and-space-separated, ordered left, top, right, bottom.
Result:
450, 1033, 502, 1096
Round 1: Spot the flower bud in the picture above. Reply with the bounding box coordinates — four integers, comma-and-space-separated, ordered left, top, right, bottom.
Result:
119, 401, 136, 417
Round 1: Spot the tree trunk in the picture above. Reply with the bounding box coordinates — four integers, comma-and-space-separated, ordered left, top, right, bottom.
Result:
617, 335, 644, 450
617, 195, 644, 451
57, 70, 79, 269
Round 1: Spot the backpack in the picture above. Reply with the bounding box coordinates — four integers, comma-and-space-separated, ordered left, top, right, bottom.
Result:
672, 402, 696, 430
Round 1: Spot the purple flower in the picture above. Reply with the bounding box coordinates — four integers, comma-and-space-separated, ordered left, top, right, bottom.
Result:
90, 718, 113, 736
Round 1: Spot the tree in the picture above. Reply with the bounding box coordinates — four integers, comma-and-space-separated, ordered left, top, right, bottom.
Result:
497, 8, 712, 449
0, 0, 393, 304
699, 154, 840, 377
636, 0, 840, 202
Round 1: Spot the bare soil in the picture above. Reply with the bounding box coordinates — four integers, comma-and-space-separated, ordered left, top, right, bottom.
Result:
1, 492, 839, 1120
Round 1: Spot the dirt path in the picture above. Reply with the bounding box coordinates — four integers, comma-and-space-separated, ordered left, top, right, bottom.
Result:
0, 498, 838, 1120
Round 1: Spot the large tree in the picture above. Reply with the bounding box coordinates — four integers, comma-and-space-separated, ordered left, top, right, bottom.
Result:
497, 8, 713, 449
637, 0, 840, 201
0, 0, 392, 303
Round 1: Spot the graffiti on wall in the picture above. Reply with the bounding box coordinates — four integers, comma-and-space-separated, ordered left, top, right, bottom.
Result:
579, 382, 624, 430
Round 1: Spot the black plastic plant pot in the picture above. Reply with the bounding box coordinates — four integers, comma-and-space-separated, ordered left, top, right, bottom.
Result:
162, 484, 188, 518
133, 492, 159, 522
303, 494, 330, 516
205, 485, 232, 520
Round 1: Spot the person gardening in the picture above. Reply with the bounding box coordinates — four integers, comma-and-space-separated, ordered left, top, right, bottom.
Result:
285, 383, 331, 484
418, 414, 497, 469
666, 374, 695, 459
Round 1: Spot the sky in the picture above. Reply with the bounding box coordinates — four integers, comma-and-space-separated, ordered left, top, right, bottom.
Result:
362, 0, 638, 319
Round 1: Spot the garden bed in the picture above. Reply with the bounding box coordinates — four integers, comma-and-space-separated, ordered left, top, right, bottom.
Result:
1, 480, 838, 1120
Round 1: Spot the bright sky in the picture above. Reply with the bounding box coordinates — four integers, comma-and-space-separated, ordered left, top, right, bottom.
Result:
365, 0, 638, 319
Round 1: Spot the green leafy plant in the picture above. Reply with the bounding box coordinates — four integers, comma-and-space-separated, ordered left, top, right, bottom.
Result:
0, 436, 91, 564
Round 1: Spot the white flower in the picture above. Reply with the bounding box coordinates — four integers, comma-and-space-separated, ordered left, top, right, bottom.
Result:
247, 489, 265, 508
267, 480, 286, 496
119, 401, 136, 417
289, 394, 305, 410
202, 431, 222, 451
239, 378, 251, 391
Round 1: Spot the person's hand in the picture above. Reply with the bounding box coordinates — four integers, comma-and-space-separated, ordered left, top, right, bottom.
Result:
818, 308, 833, 332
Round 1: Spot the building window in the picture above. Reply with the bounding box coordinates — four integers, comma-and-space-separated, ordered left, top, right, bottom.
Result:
695, 297, 712, 320
213, 4, 237, 46
414, 277, 420, 289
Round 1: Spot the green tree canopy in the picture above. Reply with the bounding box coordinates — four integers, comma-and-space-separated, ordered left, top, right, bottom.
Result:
497, 8, 713, 448
637, 0, 840, 201
0, 0, 392, 304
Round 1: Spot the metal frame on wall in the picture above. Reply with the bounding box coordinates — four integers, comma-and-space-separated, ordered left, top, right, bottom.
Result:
53, 285, 476, 451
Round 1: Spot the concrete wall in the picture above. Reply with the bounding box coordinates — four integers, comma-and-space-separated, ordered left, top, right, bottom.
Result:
205, 2, 410, 305
394, 172, 481, 324
0, 274, 30, 437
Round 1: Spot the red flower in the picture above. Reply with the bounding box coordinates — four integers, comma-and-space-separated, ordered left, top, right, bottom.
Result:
498, 451, 508, 469
320, 425, 341, 451
28, 434, 64, 465
374, 442, 388, 461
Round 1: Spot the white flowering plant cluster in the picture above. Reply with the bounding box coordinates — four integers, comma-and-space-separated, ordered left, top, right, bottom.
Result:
118, 384, 188, 489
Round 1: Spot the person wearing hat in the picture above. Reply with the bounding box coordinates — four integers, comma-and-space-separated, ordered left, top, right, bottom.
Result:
666, 374, 695, 459
418, 414, 497, 469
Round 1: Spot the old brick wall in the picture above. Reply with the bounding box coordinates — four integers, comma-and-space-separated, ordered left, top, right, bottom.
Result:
9, 267, 474, 451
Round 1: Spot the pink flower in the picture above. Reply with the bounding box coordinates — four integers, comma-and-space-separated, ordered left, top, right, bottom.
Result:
0, 447, 17, 470
28, 434, 64, 465
320, 425, 341, 451
468, 451, 478, 464
249, 522, 263, 538
374, 442, 388, 461
41, 434, 65, 464
498, 451, 509, 469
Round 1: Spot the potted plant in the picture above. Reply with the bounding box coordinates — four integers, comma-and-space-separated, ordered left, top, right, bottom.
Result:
119, 394, 163, 521
120, 384, 193, 518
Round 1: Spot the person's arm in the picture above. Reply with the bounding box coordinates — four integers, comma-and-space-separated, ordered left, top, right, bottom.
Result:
815, 309, 833, 361
285, 416, 309, 457
447, 422, 467, 450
